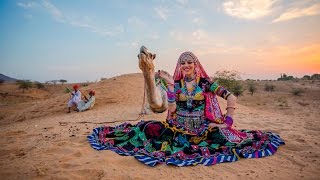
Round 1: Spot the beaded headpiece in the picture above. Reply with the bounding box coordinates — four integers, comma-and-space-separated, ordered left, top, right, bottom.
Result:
173, 51, 209, 81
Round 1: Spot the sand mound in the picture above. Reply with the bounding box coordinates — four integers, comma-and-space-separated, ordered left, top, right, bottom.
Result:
0, 73, 319, 179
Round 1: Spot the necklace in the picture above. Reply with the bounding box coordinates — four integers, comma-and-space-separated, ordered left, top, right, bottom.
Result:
184, 80, 198, 110
184, 75, 196, 82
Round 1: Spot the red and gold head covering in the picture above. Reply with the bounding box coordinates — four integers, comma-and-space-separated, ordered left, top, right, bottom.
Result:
172, 51, 224, 123
173, 51, 209, 81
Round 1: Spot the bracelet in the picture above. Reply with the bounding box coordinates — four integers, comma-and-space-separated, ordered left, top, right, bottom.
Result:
167, 83, 174, 87
167, 90, 175, 103
224, 115, 233, 127
225, 106, 236, 110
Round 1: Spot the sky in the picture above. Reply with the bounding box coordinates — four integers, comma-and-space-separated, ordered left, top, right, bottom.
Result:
0, 0, 319, 82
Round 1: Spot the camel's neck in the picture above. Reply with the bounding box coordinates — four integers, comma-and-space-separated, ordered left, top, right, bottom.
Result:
142, 68, 163, 109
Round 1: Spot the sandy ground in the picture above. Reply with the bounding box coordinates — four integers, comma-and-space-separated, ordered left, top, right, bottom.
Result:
0, 73, 319, 180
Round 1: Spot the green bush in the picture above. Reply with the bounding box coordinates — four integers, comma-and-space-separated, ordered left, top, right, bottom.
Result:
264, 84, 275, 92
34, 82, 45, 89
232, 81, 244, 97
17, 80, 33, 93
247, 81, 257, 96
291, 88, 303, 96
214, 70, 244, 97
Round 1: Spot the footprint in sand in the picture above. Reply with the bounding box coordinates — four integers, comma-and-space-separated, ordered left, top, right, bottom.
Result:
73, 169, 105, 179
4, 130, 26, 136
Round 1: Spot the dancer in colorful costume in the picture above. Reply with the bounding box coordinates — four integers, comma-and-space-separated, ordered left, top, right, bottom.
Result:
88, 51, 284, 166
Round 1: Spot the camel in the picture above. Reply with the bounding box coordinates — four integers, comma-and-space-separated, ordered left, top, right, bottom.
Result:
138, 46, 168, 113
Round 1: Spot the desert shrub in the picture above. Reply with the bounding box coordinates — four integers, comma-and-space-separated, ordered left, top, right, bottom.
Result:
17, 80, 33, 93
0, 79, 4, 84
247, 81, 257, 96
277, 97, 288, 107
264, 83, 275, 92
311, 74, 320, 80
302, 75, 311, 80
291, 88, 304, 96
232, 81, 244, 97
34, 81, 45, 89
64, 87, 72, 93
214, 70, 245, 97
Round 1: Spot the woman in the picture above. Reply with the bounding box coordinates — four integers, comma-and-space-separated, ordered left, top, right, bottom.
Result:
88, 51, 284, 166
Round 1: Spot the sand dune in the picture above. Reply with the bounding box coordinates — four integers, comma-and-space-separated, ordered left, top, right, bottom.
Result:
0, 73, 319, 179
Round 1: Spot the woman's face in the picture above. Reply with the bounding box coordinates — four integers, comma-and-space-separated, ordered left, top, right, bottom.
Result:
180, 58, 195, 77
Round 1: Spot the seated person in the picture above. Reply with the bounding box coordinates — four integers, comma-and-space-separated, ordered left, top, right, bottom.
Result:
77, 90, 95, 112
67, 84, 81, 113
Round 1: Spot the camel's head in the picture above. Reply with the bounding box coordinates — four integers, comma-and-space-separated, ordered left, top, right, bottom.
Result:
138, 46, 156, 71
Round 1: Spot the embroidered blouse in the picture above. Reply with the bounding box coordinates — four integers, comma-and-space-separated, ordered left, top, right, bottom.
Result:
167, 77, 231, 135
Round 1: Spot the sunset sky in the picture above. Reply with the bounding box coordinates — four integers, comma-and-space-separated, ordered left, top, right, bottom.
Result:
1, 0, 319, 82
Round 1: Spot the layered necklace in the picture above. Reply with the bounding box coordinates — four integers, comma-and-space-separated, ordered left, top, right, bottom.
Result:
184, 75, 196, 82
184, 76, 198, 110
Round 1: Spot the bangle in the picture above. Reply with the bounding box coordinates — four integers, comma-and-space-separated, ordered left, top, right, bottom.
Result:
224, 115, 233, 127
167, 82, 174, 87
226, 106, 236, 110
167, 90, 175, 103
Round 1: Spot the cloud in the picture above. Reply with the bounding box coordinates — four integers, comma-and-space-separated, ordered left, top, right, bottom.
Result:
175, 0, 188, 5
17, 0, 123, 37
17, 1, 37, 9
192, 29, 208, 40
127, 16, 146, 30
192, 17, 205, 25
154, 7, 169, 20
115, 41, 139, 49
222, 0, 278, 19
273, 3, 320, 22
41, 0, 65, 22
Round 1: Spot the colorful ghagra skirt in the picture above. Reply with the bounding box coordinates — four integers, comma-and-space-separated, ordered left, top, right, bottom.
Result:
87, 120, 285, 167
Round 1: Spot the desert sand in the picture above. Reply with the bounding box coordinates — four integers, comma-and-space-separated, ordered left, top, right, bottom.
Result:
0, 73, 319, 180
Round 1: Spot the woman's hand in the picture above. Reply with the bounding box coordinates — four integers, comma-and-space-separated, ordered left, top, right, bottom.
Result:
208, 123, 227, 128
158, 70, 174, 86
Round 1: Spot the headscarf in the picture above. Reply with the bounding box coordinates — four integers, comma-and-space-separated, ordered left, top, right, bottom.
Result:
173, 51, 209, 81
73, 84, 79, 90
172, 51, 224, 123
89, 90, 95, 96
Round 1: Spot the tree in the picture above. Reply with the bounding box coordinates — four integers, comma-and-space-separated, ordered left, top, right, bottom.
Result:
302, 75, 310, 80
214, 70, 241, 89
311, 74, 320, 80
248, 81, 257, 96
17, 80, 33, 93
51, 80, 59, 85
59, 79, 67, 85
213, 70, 244, 96
34, 81, 45, 89
232, 81, 244, 97
278, 73, 294, 81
